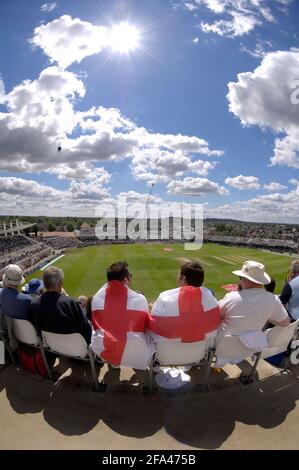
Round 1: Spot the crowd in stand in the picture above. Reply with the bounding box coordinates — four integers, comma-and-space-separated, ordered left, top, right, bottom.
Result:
1, 256, 299, 384
0, 236, 54, 272
0, 245, 52, 271
204, 235, 297, 252
0, 236, 35, 256
39, 237, 81, 250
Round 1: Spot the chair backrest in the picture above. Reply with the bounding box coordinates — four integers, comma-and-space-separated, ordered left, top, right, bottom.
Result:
215, 334, 254, 361
155, 340, 207, 366
13, 319, 39, 346
42, 331, 88, 358
261, 319, 299, 358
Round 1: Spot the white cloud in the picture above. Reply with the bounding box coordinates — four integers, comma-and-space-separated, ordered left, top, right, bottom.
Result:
0, 75, 5, 102
40, 2, 57, 12
0, 177, 167, 217
0, 15, 225, 198
0, 176, 111, 217
68, 180, 110, 200
0, 63, 222, 183
167, 177, 228, 196
180, 0, 293, 38
227, 50, 299, 168
131, 128, 224, 157
240, 39, 275, 58
184, 2, 199, 11
118, 191, 162, 204
4, 66, 84, 135
225, 175, 260, 190
263, 181, 287, 192
30, 15, 109, 69
205, 186, 299, 223
201, 12, 259, 37
49, 163, 111, 182
131, 148, 217, 184
0, 176, 61, 199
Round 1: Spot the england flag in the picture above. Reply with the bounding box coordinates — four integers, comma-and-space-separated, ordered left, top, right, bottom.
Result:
149, 286, 220, 346
91, 281, 154, 370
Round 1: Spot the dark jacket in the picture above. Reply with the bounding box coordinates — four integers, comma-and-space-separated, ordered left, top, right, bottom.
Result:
29, 291, 92, 344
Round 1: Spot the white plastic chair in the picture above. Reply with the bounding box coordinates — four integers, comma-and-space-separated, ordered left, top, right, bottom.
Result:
148, 333, 217, 393
215, 319, 299, 383
13, 319, 53, 379
41, 331, 103, 391
0, 315, 16, 366
254, 319, 299, 375
261, 319, 299, 361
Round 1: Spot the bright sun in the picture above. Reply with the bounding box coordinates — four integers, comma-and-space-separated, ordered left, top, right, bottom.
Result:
109, 22, 140, 53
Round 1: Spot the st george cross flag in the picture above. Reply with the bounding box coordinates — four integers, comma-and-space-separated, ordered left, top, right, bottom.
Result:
222, 284, 239, 292
149, 286, 220, 344
91, 281, 154, 370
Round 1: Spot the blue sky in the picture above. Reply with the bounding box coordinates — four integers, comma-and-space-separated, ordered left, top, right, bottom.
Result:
0, 0, 299, 221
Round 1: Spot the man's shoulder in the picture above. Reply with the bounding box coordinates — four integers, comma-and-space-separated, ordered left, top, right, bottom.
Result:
17, 291, 31, 303
156, 288, 180, 302
58, 294, 79, 305
289, 276, 299, 289
127, 287, 147, 302
220, 290, 241, 303
93, 284, 107, 298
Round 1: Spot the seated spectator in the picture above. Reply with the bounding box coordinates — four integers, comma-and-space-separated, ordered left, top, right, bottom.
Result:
0, 264, 31, 320
78, 295, 88, 315
22, 278, 44, 298
30, 267, 91, 344
280, 259, 299, 320
149, 262, 220, 345
85, 296, 93, 323
91, 261, 152, 369
265, 278, 276, 294
217, 261, 289, 360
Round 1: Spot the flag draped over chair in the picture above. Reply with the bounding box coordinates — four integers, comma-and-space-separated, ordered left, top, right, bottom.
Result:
149, 286, 220, 342
91, 281, 153, 370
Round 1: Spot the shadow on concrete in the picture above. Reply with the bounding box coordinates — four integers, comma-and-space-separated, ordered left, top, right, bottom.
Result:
1, 361, 299, 448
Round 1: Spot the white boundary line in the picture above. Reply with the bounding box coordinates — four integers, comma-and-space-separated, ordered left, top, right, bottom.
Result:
41, 254, 65, 271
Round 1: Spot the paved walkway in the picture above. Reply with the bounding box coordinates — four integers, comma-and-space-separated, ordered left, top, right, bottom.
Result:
1, 358, 299, 450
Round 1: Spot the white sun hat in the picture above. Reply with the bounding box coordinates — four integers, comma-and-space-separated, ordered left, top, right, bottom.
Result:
155, 367, 191, 390
3, 264, 25, 287
232, 260, 271, 285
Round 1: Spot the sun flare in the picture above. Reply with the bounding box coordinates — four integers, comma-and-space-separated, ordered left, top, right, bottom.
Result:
109, 22, 140, 53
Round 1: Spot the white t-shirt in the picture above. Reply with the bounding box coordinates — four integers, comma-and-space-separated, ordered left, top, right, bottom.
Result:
219, 288, 288, 336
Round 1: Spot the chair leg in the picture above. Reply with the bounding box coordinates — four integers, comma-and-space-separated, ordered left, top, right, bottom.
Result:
202, 347, 215, 387
38, 337, 53, 380
240, 352, 261, 385
283, 355, 291, 372
6, 343, 16, 365
0, 333, 16, 365
88, 348, 106, 392
148, 355, 154, 394
143, 354, 154, 396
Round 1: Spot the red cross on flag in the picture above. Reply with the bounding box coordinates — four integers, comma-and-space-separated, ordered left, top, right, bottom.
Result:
149, 286, 220, 343
91, 281, 154, 370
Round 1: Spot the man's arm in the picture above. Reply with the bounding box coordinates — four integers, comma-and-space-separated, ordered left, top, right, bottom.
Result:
218, 296, 229, 319
269, 297, 290, 327
280, 282, 292, 306
72, 300, 92, 344
270, 317, 290, 327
